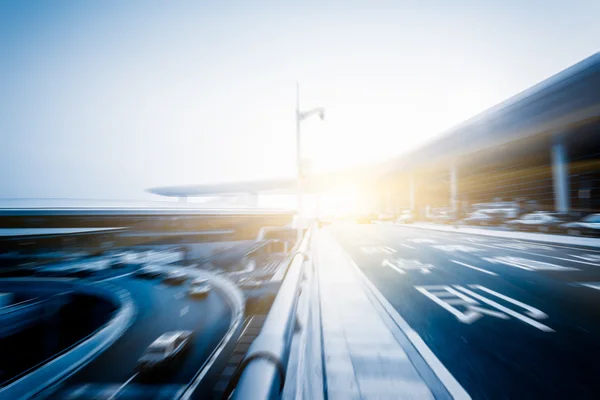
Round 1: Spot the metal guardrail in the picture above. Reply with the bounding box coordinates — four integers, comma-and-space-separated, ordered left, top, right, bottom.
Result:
230, 225, 313, 400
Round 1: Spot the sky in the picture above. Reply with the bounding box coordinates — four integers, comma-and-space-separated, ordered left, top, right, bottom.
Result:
1, 0, 599, 201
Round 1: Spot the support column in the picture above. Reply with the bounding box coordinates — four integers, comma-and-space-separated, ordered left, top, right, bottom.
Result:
409, 174, 415, 211
450, 161, 458, 213
552, 136, 570, 213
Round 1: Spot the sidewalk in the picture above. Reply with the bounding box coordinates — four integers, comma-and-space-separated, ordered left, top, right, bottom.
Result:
406, 222, 600, 248
316, 230, 463, 400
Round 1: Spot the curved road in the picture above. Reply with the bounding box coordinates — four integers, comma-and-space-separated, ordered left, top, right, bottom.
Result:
330, 222, 600, 399
49, 269, 232, 399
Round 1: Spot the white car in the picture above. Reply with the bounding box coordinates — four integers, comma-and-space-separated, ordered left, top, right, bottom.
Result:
162, 269, 188, 285
137, 331, 192, 372
188, 283, 211, 299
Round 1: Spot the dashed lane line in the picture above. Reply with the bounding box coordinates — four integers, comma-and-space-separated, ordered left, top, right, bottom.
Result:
451, 260, 498, 276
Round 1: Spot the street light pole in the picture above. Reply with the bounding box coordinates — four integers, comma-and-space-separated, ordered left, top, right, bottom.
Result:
295, 82, 325, 220
296, 82, 303, 217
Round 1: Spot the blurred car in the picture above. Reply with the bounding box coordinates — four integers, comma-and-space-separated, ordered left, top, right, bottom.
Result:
190, 277, 209, 286
356, 213, 377, 224
238, 277, 263, 290
396, 210, 414, 224
188, 282, 211, 299
162, 269, 188, 285
433, 213, 455, 224
135, 265, 164, 278
559, 213, 600, 237
462, 212, 497, 226
137, 331, 192, 373
505, 212, 567, 233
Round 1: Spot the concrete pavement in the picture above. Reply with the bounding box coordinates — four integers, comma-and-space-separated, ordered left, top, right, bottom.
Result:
316, 229, 467, 400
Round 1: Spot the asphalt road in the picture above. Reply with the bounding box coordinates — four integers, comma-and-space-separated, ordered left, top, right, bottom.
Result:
50, 269, 232, 399
329, 222, 600, 399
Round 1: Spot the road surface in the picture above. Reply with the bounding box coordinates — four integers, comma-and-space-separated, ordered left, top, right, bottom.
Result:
330, 222, 600, 399
50, 270, 232, 399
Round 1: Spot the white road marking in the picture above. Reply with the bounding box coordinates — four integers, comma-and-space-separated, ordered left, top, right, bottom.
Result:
382, 259, 434, 274
180, 305, 189, 317
409, 238, 437, 244
382, 259, 406, 274
454, 286, 553, 332
580, 283, 600, 291
174, 292, 184, 300
415, 285, 497, 324
66, 384, 89, 399
360, 246, 397, 254
395, 223, 600, 254
344, 256, 471, 400
400, 244, 415, 249
484, 256, 579, 271
451, 260, 498, 276
95, 271, 135, 283
433, 245, 480, 253
570, 254, 600, 262
416, 284, 553, 331
107, 372, 138, 400
472, 285, 548, 319
439, 236, 600, 267
491, 242, 554, 251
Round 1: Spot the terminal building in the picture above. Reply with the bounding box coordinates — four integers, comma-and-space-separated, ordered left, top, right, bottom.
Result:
379, 52, 600, 217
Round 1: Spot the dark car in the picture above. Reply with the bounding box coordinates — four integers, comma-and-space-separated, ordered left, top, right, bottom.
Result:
137, 331, 192, 373
505, 212, 566, 233
559, 213, 600, 237
135, 265, 164, 279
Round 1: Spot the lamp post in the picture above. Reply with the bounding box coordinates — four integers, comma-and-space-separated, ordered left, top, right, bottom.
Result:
295, 82, 325, 218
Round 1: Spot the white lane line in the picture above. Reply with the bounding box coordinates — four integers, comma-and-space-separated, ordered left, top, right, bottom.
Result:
174, 292, 184, 300
454, 286, 554, 332
107, 372, 138, 400
66, 384, 89, 399
400, 244, 415, 249
394, 224, 600, 254
180, 305, 189, 317
451, 260, 498, 276
441, 236, 600, 267
95, 271, 135, 283
581, 283, 600, 291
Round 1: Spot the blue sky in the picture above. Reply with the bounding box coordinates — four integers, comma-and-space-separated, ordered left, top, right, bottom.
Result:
1, 0, 599, 200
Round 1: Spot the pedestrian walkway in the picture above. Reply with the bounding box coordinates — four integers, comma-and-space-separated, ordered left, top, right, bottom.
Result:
316, 230, 436, 399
